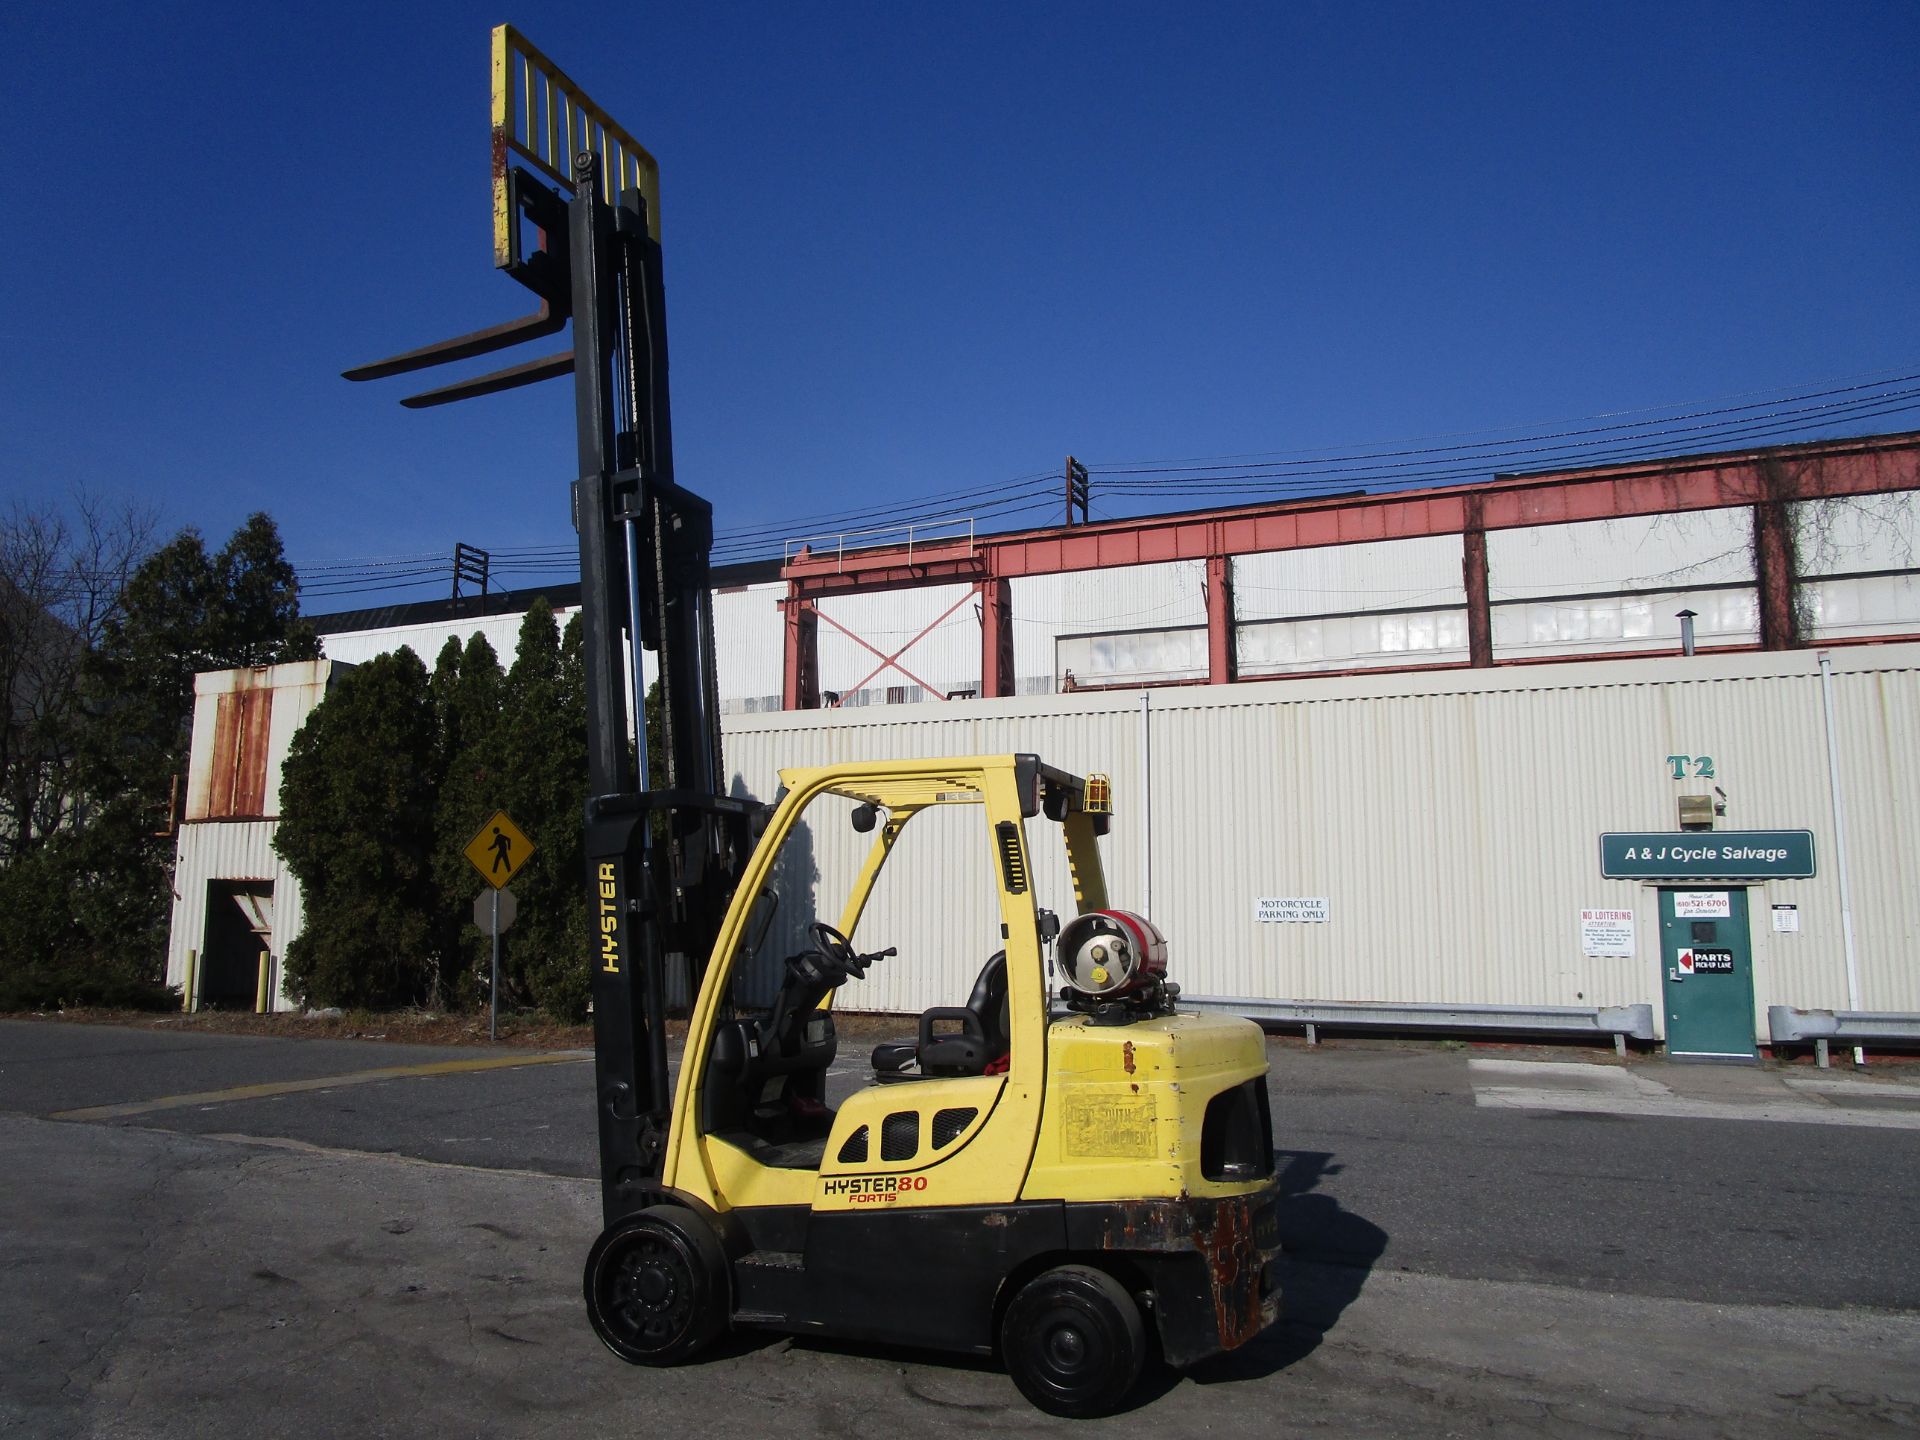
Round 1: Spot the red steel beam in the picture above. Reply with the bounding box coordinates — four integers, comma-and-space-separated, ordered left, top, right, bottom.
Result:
1462, 494, 1492, 669
981, 578, 1014, 698
1205, 554, 1236, 684
780, 590, 819, 710
781, 431, 1920, 598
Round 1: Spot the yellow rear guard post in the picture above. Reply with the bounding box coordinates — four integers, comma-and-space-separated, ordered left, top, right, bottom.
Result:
1061, 812, 1110, 911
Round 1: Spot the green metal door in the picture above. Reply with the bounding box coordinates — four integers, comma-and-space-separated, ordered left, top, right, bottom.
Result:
1659, 888, 1757, 1061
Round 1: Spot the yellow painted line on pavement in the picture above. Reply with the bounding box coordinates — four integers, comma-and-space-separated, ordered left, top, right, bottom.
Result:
49, 1049, 591, 1122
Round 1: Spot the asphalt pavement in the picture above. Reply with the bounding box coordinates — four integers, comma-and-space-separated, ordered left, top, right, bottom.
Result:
4, 1017, 1919, 1437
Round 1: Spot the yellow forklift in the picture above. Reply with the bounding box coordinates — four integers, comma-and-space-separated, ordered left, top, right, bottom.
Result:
584, 754, 1282, 1414
348, 26, 1281, 1416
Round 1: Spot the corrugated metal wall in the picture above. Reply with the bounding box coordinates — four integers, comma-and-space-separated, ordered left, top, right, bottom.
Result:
1826, 664, 1920, 1012
1013, 562, 1207, 691
1488, 509, 1755, 597
713, 582, 786, 712
165, 820, 306, 1011
1487, 509, 1761, 658
814, 582, 982, 704
170, 661, 338, 1010
721, 694, 1146, 1011
720, 643, 1920, 1033
1236, 536, 1466, 620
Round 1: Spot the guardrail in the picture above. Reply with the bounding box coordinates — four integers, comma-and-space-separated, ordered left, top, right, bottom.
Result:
1767, 1006, 1920, 1068
1182, 997, 1657, 1056
783, 519, 976, 572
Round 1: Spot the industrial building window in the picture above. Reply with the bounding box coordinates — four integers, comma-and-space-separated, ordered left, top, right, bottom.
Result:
1056, 626, 1208, 687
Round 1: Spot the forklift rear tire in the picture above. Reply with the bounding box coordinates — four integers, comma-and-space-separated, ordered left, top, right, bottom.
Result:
1001, 1264, 1146, 1417
584, 1205, 730, 1366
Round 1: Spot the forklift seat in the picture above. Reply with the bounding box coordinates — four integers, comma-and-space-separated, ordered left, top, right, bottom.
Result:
873, 951, 1009, 1079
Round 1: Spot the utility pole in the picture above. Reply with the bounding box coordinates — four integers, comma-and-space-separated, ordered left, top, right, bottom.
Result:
1065, 456, 1090, 526
452, 542, 490, 612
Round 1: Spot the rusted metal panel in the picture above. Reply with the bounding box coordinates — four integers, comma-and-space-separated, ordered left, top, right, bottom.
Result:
208, 686, 274, 818
1065, 1187, 1282, 1365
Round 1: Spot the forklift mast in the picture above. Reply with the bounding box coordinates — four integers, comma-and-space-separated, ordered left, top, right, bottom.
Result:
344, 28, 760, 1220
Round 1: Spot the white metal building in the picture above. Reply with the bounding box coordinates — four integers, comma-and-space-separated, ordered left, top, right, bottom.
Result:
166, 433, 1920, 1045
164, 661, 342, 1012
719, 643, 1919, 1054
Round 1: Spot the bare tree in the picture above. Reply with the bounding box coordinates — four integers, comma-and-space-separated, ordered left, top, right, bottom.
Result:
0, 490, 159, 861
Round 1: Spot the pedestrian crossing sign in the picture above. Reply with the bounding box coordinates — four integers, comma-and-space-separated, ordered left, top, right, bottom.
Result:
465, 810, 535, 889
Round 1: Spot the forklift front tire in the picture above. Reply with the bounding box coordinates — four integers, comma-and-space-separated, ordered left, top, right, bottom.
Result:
584, 1205, 731, 1366
1001, 1264, 1146, 1418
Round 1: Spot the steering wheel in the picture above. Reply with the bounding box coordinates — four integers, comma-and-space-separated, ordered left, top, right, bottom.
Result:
808, 922, 859, 978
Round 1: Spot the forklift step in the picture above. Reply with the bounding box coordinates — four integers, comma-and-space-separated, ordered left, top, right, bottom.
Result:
734, 1249, 807, 1322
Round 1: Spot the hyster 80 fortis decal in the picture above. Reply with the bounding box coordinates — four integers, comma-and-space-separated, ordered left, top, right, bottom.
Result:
821, 1174, 931, 1205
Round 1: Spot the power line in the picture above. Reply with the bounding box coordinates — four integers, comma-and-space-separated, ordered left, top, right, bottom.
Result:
293, 365, 1920, 603
1082, 362, 1920, 468
1098, 394, 1920, 500
1092, 381, 1920, 482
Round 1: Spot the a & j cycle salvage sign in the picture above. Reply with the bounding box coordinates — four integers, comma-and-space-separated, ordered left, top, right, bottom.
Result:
1598, 830, 1815, 880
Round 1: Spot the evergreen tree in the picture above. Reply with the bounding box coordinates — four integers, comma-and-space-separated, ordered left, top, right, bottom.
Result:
276, 649, 439, 1008
0, 512, 313, 1007
215, 513, 319, 666
496, 600, 591, 1019
428, 632, 507, 1009
268, 595, 593, 1021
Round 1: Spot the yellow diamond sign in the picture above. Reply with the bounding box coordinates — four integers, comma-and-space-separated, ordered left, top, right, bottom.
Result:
464, 810, 535, 889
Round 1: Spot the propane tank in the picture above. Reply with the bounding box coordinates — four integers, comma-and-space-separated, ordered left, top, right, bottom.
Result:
1056, 909, 1168, 999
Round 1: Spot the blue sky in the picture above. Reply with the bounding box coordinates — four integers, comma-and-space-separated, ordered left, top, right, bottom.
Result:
5, 2, 1917, 607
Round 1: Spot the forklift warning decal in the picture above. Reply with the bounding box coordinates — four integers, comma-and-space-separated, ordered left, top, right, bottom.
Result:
821, 1174, 931, 1205
1064, 1097, 1157, 1157
597, 862, 621, 974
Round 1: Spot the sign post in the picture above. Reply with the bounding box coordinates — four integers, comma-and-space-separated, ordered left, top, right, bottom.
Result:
465, 811, 535, 1041
474, 886, 520, 1040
